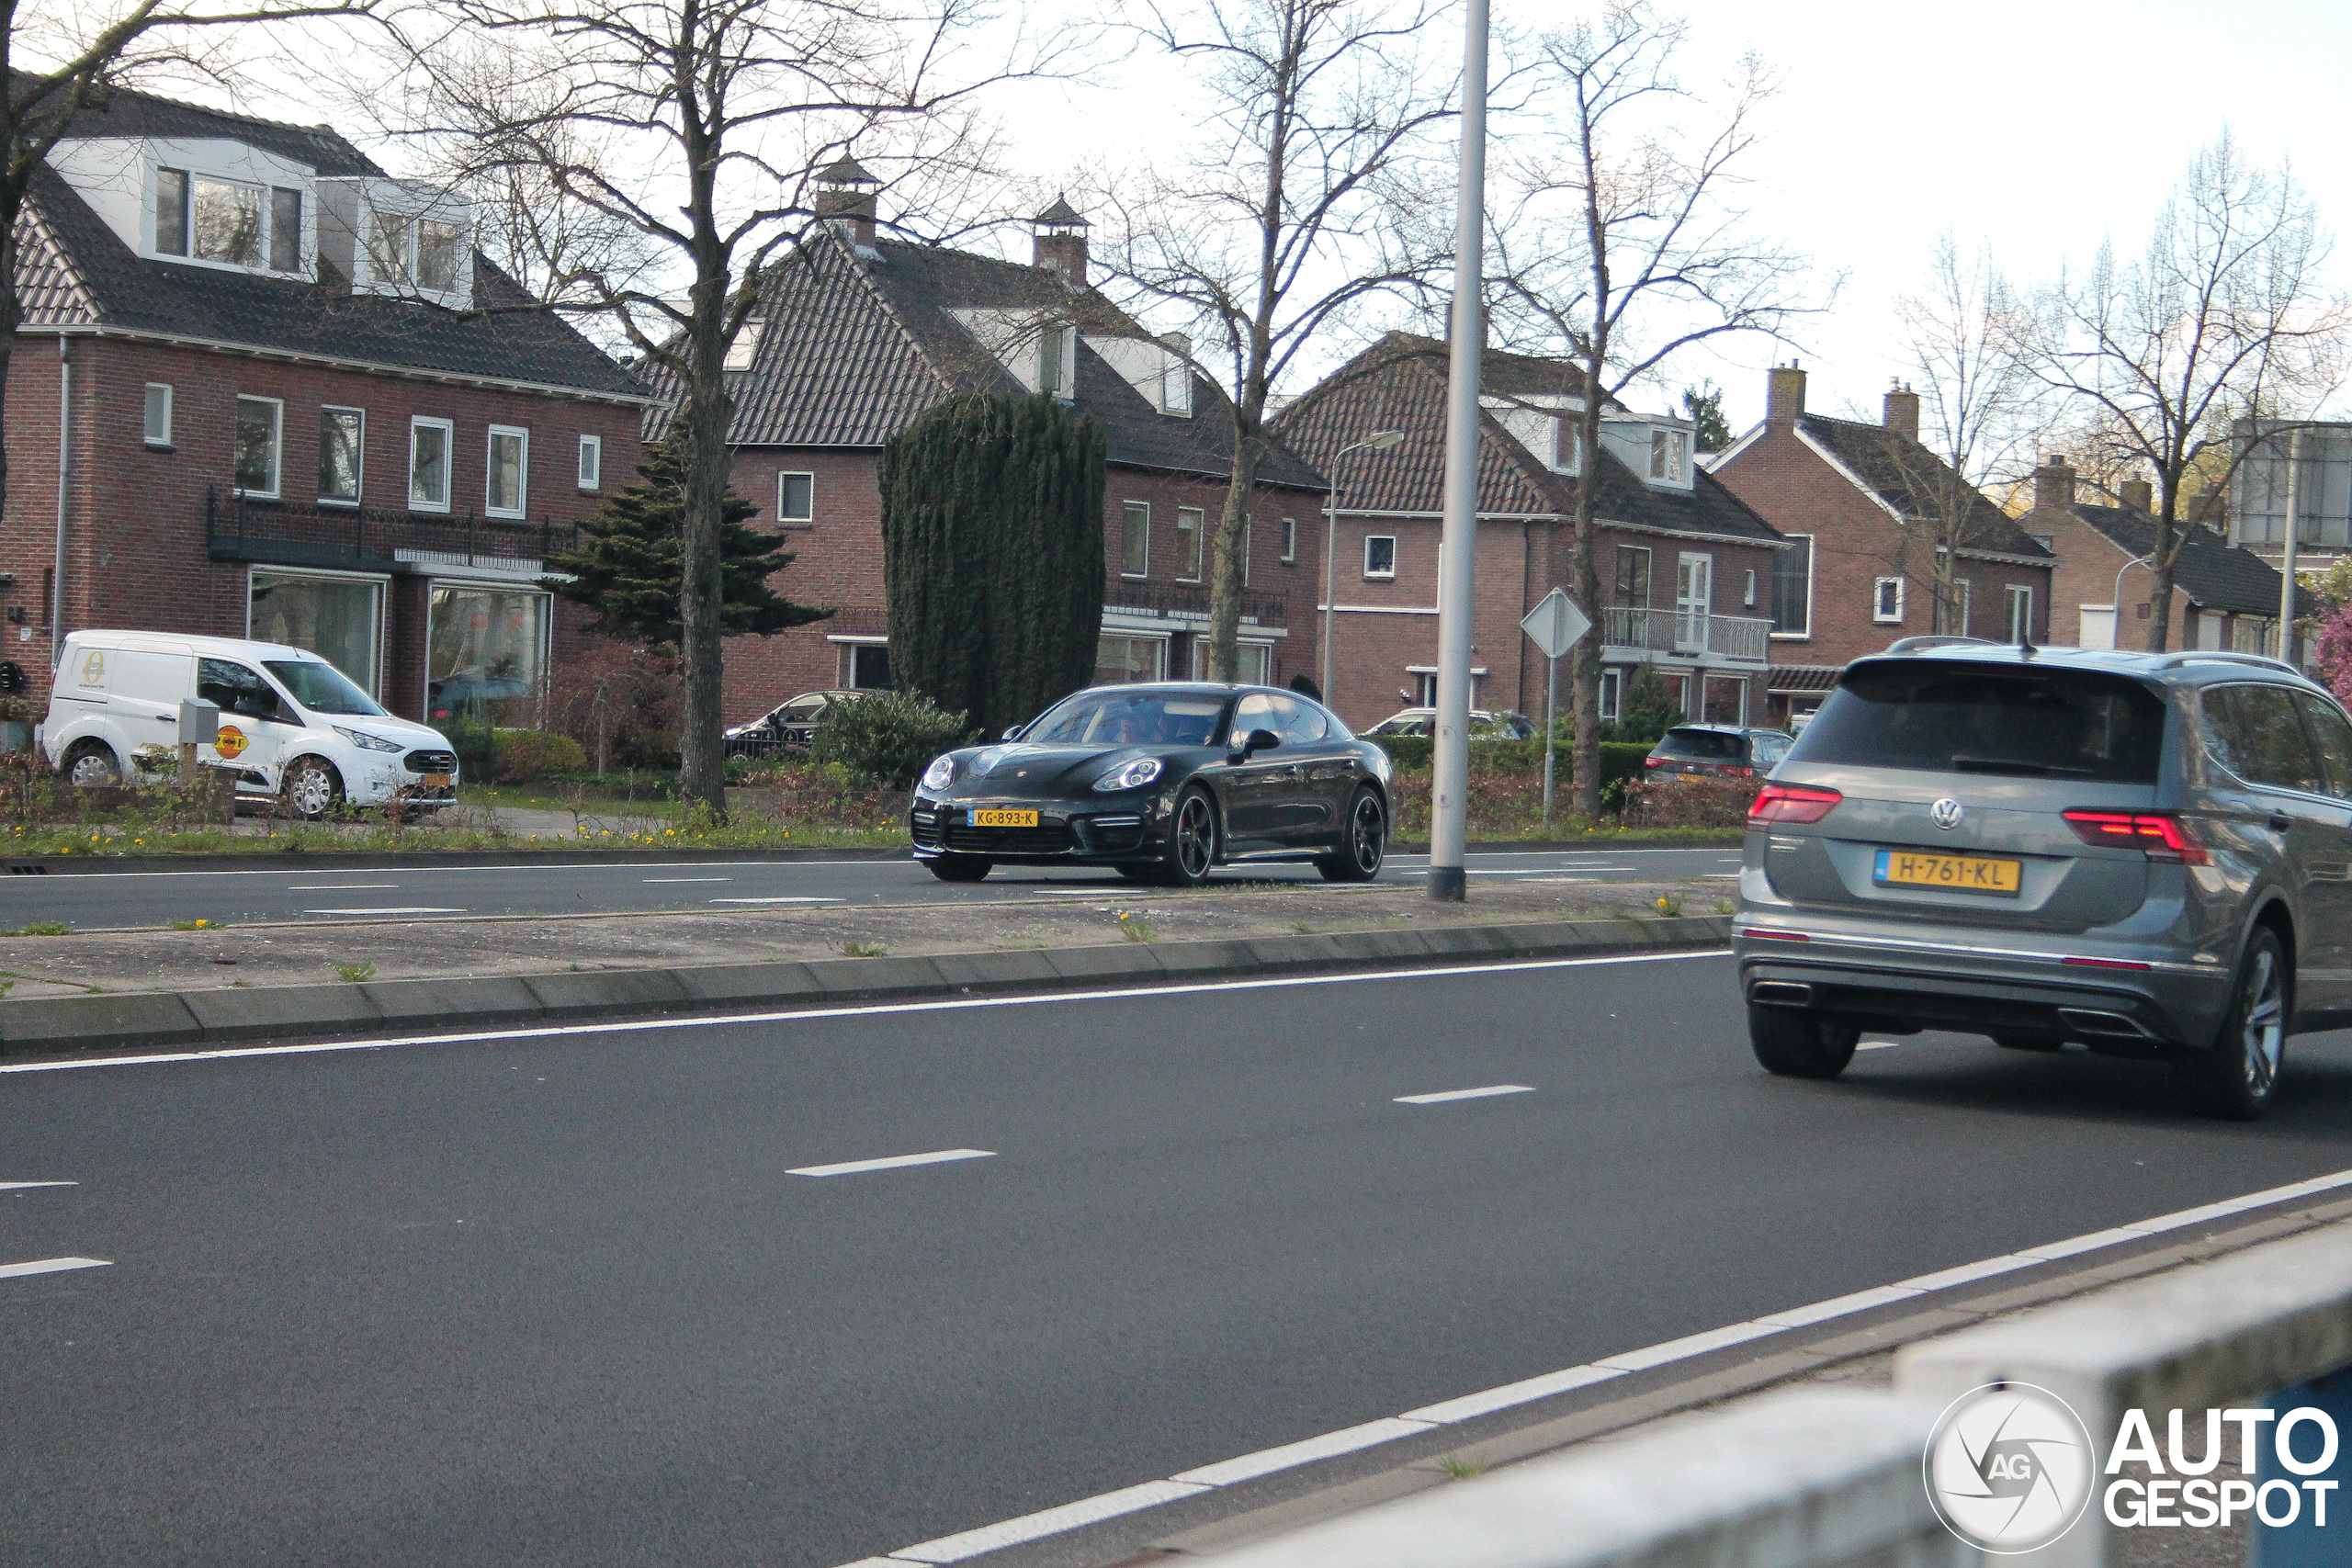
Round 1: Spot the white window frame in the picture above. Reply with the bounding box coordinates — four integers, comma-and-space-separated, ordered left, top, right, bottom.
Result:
1952, 579, 1973, 637
1872, 576, 1905, 625
1363, 535, 1397, 580
1281, 517, 1296, 564
1599, 667, 1623, 722
1120, 501, 1150, 579
2006, 583, 2034, 643
1650, 428, 1688, 482
577, 434, 602, 491
191, 174, 266, 268
1176, 506, 1205, 583
1240, 517, 1252, 587
409, 416, 454, 513
244, 565, 390, 696
776, 470, 815, 528
1190, 637, 1273, 684
233, 395, 284, 499
143, 383, 174, 448
1741, 568, 1757, 608
485, 424, 529, 519
1770, 534, 1815, 641
317, 405, 366, 507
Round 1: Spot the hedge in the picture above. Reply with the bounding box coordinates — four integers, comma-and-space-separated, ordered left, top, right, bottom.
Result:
1371, 736, 1652, 794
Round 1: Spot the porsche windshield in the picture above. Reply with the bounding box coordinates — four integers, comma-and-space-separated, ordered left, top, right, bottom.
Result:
1026, 692, 1227, 748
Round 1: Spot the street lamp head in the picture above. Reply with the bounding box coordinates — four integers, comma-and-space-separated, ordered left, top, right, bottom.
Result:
1367, 430, 1405, 450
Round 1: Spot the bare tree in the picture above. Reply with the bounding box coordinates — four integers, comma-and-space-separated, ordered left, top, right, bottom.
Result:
1095, 0, 1454, 682
2023, 132, 2346, 651
1487, 0, 1820, 817
4, 0, 375, 574
379, 0, 1052, 812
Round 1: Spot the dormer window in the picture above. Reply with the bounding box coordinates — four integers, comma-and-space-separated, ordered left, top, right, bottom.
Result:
368, 211, 463, 292
724, 320, 765, 374
1037, 323, 1077, 397
1650, 428, 1688, 483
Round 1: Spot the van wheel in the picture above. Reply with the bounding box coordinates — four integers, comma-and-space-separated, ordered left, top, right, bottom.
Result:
282, 758, 345, 821
2179, 927, 2289, 1120
1748, 1006, 1860, 1079
62, 740, 120, 787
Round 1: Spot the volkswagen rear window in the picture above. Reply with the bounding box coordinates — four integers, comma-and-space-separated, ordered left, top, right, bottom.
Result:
1654, 728, 1744, 760
1789, 662, 2166, 782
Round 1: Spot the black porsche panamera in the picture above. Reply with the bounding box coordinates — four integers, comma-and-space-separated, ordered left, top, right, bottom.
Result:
909, 682, 1394, 885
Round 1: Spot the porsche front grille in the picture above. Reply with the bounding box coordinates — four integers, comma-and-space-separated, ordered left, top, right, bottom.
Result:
946, 823, 1075, 854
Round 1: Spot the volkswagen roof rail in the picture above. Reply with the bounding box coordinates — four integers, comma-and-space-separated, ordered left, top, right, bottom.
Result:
2152, 650, 2306, 676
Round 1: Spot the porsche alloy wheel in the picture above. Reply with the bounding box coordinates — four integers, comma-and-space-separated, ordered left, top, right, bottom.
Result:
1163, 787, 1217, 887
1317, 787, 1386, 883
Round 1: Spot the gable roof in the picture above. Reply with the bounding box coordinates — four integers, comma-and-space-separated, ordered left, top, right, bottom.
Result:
2069, 506, 2310, 618
16, 91, 637, 398
1796, 413, 2054, 560
643, 229, 1322, 488
1274, 333, 1783, 545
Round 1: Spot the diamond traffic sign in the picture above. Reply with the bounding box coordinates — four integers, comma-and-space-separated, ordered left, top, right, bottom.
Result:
1520, 589, 1590, 660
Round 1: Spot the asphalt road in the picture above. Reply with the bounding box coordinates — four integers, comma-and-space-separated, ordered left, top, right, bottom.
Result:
0, 847, 1742, 929
8, 954, 2352, 1565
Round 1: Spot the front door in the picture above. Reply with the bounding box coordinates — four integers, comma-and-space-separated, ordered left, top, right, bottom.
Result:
1220, 691, 1300, 852
1676, 554, 1713, 652
2209, 684, 2352, 1020
198, 657, 291, 791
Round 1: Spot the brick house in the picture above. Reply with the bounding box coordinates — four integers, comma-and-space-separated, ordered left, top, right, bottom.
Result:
1272, 333, 1787, 731
6, 87, 648, 722
638, 169, 1326, 720
1710, 365, 2059, 728
2020, 456, 2307, 654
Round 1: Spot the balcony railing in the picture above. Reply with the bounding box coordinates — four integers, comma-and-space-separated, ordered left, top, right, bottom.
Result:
1601, 604, 1770, 663
205, 487, 578, 572
1105, 579, 1287, 626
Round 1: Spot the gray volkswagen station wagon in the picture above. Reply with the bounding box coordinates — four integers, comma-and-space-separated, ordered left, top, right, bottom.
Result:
1733, 639, 2352, 1119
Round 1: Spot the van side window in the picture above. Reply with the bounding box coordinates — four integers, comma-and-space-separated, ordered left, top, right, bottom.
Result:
198, 658, 278, 719
2293, 692, 2352, 801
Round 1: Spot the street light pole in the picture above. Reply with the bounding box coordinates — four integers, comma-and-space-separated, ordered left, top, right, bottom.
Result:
1321, 431, 1404, 703
1428, 0, 1487, 905
2279, 429, 2305, 664
2113, 555, 2148, 649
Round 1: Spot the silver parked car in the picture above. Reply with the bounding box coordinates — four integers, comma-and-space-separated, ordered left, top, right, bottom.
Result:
1734, 640, 2352, 1119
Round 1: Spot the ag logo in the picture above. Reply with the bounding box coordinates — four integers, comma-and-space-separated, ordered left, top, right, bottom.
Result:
78, 649, 104, 687
214, 725, 248, 760
1930, 797, 1964, 830
1924, 1382, 2095, 1553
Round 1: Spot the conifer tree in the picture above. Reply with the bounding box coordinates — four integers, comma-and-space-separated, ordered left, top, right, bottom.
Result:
878, 391, 1106, 737
545, 434, 831, 649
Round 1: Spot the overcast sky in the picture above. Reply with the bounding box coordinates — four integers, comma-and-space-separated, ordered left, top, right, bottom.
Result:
210, 0, 2347, 434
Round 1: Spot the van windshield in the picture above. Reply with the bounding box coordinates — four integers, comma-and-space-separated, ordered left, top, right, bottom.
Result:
264, 660, 387, 717
1789, 661, 2166, 783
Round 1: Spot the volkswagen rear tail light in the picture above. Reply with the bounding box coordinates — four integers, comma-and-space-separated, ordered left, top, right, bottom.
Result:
1748, 784, 1841, 825
2061, 810, 2210, 866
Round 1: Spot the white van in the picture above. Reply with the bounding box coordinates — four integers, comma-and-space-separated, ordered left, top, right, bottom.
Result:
43, 630, 461, 818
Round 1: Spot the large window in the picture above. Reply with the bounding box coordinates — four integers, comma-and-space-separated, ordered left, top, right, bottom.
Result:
1281, 517, 1296, 564
234, 396, 282, 497
1094, 634, 1167, 684
319, 408, 364, 504
1363, 535, 1396, 580
1613, 545, 1652, 606
143, 384, 173, 447
416, 220, 461, 291
193, 176, 263, 266
2005, 584, 2034, 643
1121, 501, 1149, 577
155, 169, 190, 255
410, 418, 452, 512
1872, 577, 1905, 624
578, 434, 603, 491
250, 571, 383, 696
1771, 534, 1814, 637
368, 213, 463, 291
486, 425, 528, 517
847, 644, 892, 689
428, 585, 548, 725
1650, 428, 1688, 482
776, 471, 814, 527
1177, 507, 1205, 581
1191, 639, 1271, 684
269, 187, 302, 272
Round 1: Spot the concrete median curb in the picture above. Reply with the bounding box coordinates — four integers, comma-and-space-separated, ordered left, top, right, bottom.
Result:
0, 914, 1731, 1055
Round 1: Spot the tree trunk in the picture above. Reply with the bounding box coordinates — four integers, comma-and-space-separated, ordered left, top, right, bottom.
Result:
1208, 418, 1265, 682
675, 266, 732, 818
2145, 501, 2179, 652
1570, 397, 1604, 818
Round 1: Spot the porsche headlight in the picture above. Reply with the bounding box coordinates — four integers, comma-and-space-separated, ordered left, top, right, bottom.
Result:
920, 754, 957, 792
1093, 757, 1164, 793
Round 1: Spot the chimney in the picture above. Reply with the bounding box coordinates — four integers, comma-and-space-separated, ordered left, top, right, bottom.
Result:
2032, 454, 2077, 513
1766, 362, 1806, 427
1882, 381, 1919, 441
1032, 194, 1091, 284
814, 156, 879, 247
2120, 478, 2154, 513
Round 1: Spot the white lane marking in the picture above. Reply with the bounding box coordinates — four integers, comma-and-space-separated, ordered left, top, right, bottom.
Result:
1855, 1042, 1901, 1051
288, 883, 400, 890
17, 859, 907, 881
0, 949, 1731, 1077
787, 1149, 995, 1179
1395, 1084, 1534, 1105
643, 877, 731, 884
830, 1161, 2352, 1568
889, 1481, 1210, 1564
301, 906, 466, 916
708, 897, 842, 905
0, 1180, 77, 1190
0, 1258, 110, 1280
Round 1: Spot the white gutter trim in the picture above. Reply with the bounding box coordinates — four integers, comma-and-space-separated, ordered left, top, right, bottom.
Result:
1329, 507, 1792, 549
28, 323, 660, 408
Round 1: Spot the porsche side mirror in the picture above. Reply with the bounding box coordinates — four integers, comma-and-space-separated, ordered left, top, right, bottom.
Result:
1002, 724, 1026, 741
1234, 728, 1282, 761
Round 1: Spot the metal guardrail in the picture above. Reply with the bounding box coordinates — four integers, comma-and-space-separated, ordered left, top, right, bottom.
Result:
204, 486, 577, 570
1600, 604, 1770, 662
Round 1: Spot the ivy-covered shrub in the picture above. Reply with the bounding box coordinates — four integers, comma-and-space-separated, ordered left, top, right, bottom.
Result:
810, 688, 972, 788
493, 729, 590, 783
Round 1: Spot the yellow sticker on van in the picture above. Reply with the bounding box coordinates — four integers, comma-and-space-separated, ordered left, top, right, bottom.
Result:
215, 725, 248, 760
79, 649, 104, 687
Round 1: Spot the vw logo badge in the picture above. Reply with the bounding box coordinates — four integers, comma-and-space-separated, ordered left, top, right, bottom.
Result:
1930, 797, 1964, 830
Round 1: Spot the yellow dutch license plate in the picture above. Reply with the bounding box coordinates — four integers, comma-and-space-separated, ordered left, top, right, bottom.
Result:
1873, 849, 2021, 895
1678, 772, 1705, 783
423, 773, 452, 788
971, 808, 1039, 828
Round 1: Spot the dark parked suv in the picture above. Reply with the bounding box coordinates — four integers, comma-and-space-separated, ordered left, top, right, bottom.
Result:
1645, 724, 1794, 780
1734, 641, 2352, 1119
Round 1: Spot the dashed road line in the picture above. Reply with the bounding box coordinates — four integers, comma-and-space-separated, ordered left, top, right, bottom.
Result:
0, 1180, 77, 1190
0, 1258, 110, 1280
1394, 1085, 1534, 1105
787, 1149, 996, 1179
